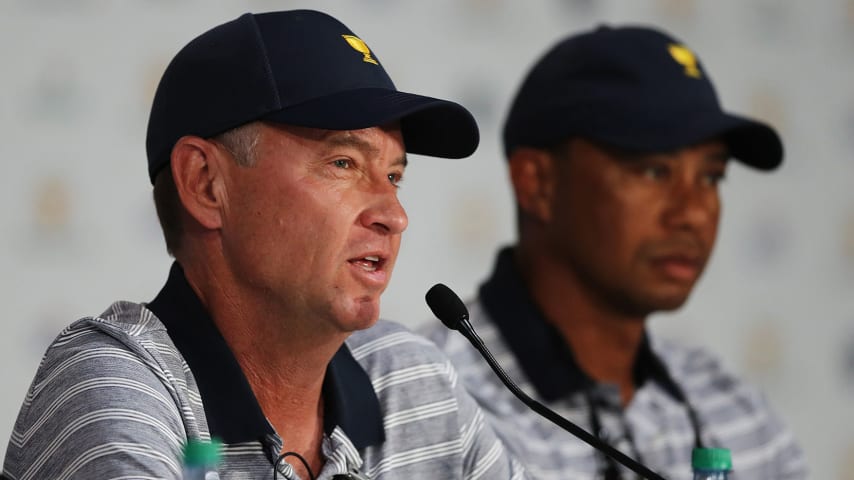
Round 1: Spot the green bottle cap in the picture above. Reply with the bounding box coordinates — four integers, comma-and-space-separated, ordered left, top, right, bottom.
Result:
692, 447, 732, 471
182, 439, 223, 467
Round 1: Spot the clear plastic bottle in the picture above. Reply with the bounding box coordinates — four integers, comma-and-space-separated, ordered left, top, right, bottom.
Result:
182, 439, 222, 480
692, 447, 732, 480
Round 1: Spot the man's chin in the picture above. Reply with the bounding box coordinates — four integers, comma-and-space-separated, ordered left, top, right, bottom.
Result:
647, 290, 692, 312
618, 287, 693, 317
345, 297, 382, 331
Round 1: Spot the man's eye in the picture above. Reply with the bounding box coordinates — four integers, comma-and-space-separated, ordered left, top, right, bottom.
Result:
643, 165, 669, 180
703, 171, 726, 186
388, 173, 403, 187
333, 159, 351, 169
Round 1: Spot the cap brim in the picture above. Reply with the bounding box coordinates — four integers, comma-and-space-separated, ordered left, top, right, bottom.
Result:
263, 88, 479, 159
585, 111, 783, 170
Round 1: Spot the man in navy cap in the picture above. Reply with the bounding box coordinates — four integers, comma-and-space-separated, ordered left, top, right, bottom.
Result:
424, 25, 807, 479
3, 10, 527, 480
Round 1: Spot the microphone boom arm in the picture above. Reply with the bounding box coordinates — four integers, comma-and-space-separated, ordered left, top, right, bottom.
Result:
457, 317, 667, 480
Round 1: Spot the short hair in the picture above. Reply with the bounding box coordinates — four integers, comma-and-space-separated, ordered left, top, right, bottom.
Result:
152, 122, 261, 256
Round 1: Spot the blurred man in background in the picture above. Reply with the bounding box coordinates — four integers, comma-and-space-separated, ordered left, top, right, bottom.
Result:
424, 25, 807, 479
3, 10, 527, 480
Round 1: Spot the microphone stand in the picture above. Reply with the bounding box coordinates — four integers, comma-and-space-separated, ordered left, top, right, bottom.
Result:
426, 283, 667, 480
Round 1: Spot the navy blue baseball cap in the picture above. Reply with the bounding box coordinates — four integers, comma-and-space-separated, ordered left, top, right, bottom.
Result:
145, 10, 479, 183
502, 25, 783, 170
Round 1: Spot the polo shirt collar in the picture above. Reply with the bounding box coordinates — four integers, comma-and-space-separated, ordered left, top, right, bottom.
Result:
478, 247, 683, 402
146, 262, 384, 448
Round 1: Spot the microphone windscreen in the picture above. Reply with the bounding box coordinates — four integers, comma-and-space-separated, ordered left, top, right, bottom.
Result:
425, 283, 468, 331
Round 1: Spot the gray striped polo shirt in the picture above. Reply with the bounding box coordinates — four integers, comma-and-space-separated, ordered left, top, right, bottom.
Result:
422, 248, 808, 480
3, 264, 527, 480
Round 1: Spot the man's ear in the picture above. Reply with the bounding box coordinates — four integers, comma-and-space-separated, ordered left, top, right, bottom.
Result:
508, 147, 556, 224
169, 136, 227, 231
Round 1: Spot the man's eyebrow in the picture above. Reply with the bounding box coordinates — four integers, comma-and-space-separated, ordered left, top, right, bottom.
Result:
705, 149, 730, 163
322, 131, 408, 167
323, 132, 376, 151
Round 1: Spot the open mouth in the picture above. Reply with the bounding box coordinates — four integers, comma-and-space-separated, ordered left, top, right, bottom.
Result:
349, 255, 383, 272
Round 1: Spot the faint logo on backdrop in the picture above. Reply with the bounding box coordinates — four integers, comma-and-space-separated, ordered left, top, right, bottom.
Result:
655, 0, 696, 21
21, 173, 81, 259
740, 209, 792, 272
33, 176, 71, 235
741, 316, 786, 384
22, 57, 84, 124
745, 0, 792, 41
450, 191, 502, 255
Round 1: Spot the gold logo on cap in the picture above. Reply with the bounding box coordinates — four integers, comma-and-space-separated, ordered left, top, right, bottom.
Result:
668, 43, 702, 78
342, 35, 378, 65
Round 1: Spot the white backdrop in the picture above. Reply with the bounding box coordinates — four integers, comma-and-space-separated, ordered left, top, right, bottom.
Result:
1, 1, 852, 478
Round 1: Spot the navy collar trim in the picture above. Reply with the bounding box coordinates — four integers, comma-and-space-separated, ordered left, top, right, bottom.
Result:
478, 247, 683, 402
146, 262, 384, 448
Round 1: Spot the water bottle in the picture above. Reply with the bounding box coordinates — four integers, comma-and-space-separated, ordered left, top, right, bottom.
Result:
692, 447, 732, 480
182, 439, 222, 480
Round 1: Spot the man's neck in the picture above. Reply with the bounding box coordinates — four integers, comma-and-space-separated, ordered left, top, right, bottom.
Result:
180, 255, 342, 475
515, 244, 646, 406
224, 316, 333, 479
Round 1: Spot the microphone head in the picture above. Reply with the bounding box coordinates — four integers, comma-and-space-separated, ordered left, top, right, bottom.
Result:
425, 283, 469, 331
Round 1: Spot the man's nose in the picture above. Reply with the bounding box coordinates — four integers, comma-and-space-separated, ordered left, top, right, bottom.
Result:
360, 190, 408, 235
662, 180, 718, 231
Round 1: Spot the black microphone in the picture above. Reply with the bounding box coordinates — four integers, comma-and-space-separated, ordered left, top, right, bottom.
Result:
425, 283, 667, 480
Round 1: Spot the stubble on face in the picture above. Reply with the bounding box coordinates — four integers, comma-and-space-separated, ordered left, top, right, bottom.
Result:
216, 123, 408, 337
545, 138, 726, 318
